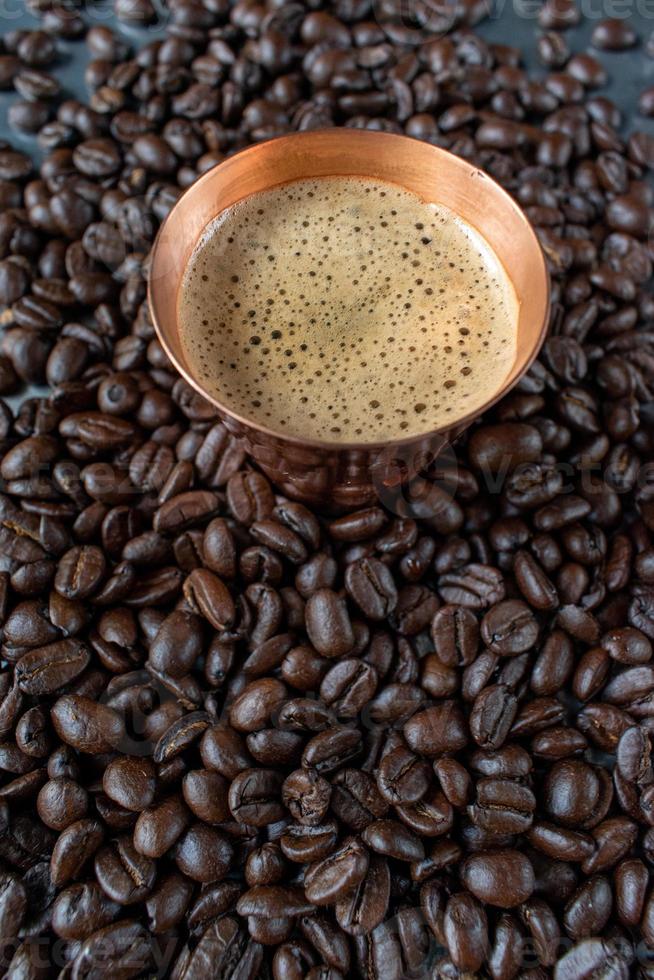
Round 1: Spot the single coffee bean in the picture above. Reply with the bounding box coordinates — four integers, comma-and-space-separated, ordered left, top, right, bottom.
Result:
175, 823, 233, 882
51, 882, 120, 940
133, 795, 190, 858
335, 854, 390, 936
304, 836, 369, 905
94, 835, 156, 905
404, 702, 468, 757
229, 678, 288, 733
481, 600, 539, 655
51, 695, 125, 754
54, 545, 106, 600
102, 756, 156, 812
591, 17, 638, 49
305, 589, 355, 658
148, 608, 203, 677
51, 818, 105, 887
376, 743, 431, 804
345, 557, 398, 620
461, 849, 535, 907
282, 769, 332, 826
16, 638, 90, 695
444, 892, 489, 972
469, 684, 518, 749
37, 776, 89, 830
361, 818, 424, 861
228, 768, 285, 826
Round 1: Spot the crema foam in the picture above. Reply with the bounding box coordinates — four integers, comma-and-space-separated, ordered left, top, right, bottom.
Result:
178, 175, 519, 442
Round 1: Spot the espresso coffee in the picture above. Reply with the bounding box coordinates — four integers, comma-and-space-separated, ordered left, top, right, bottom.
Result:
178, 176, 519, 442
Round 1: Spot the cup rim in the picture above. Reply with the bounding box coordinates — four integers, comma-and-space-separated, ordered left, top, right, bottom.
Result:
148, 128, 551, 453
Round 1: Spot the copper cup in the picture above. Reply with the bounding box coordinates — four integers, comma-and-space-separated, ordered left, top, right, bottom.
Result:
148, 129, 550, 510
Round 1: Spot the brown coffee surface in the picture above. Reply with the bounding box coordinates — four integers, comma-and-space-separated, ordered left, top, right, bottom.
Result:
178, 176, 519, 442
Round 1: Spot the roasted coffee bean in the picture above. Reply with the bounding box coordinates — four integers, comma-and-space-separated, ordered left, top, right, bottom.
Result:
227, 470, 274, 524
237, 886, 314, 918
175, 823, 233, 882
203, 517, 237, 578
481, 600, 539, 655
51, 882, 119, 940
94, 835, 156, 905
376, 743, 431, 804
615, 858, 648, 926
228, 768, 285, 826
280, 820, 339, 864
319, 658, 377, 718
148, 608, 203, 678
438, 564, 505, 609
329, 508, 386, 542
16, 638, 90, 694
229, 678, 287, 732
183, 567, 235, 630
51, 817, 105, 887
133, 794, 190, 858
469, 777, 536, 834
154, 490, 220, 534
404, 702, 468, 757
201, 725, 251, 778
330, 769, 388, 831
303, 835, 370, 907
302, 726, 362, 773
461, 849, 535, 907
345, 558, 398, 619
37, 776, 89, 830
470, 684, 518, 749
51, 695, 125, 754
362, 817, 424, 861
305, 589, 355, 658
182, 769, 230, 824
592, 17, 637, 50
245, 841, 285, 888
468, 422, 543, 475
601, 626, 652, 665
54, 545, 106, 599
102, 756, 156, 812
563, 875, 613, 939
282, 769, 331, 826
153, 710, 211, 763
431, 604, 479, 666
443, 892, 489, 971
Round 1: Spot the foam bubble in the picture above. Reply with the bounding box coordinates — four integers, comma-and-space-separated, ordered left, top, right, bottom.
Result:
178, 176, 519, 442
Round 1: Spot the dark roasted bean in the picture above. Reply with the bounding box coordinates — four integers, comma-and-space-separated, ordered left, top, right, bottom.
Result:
304, 836, 369, 905
345, 558, 397, 619
52, 695, 125, 754
461, 849, 535, 908
305, 589, 354, 658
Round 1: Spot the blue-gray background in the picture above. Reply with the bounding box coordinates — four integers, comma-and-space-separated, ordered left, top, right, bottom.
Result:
1, 0, 654, 155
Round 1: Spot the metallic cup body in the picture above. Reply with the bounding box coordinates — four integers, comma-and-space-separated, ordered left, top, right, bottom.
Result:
148, 130, 550, 509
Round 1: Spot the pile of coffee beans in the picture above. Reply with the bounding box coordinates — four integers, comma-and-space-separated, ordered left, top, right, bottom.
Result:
0, 0, 654, 976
